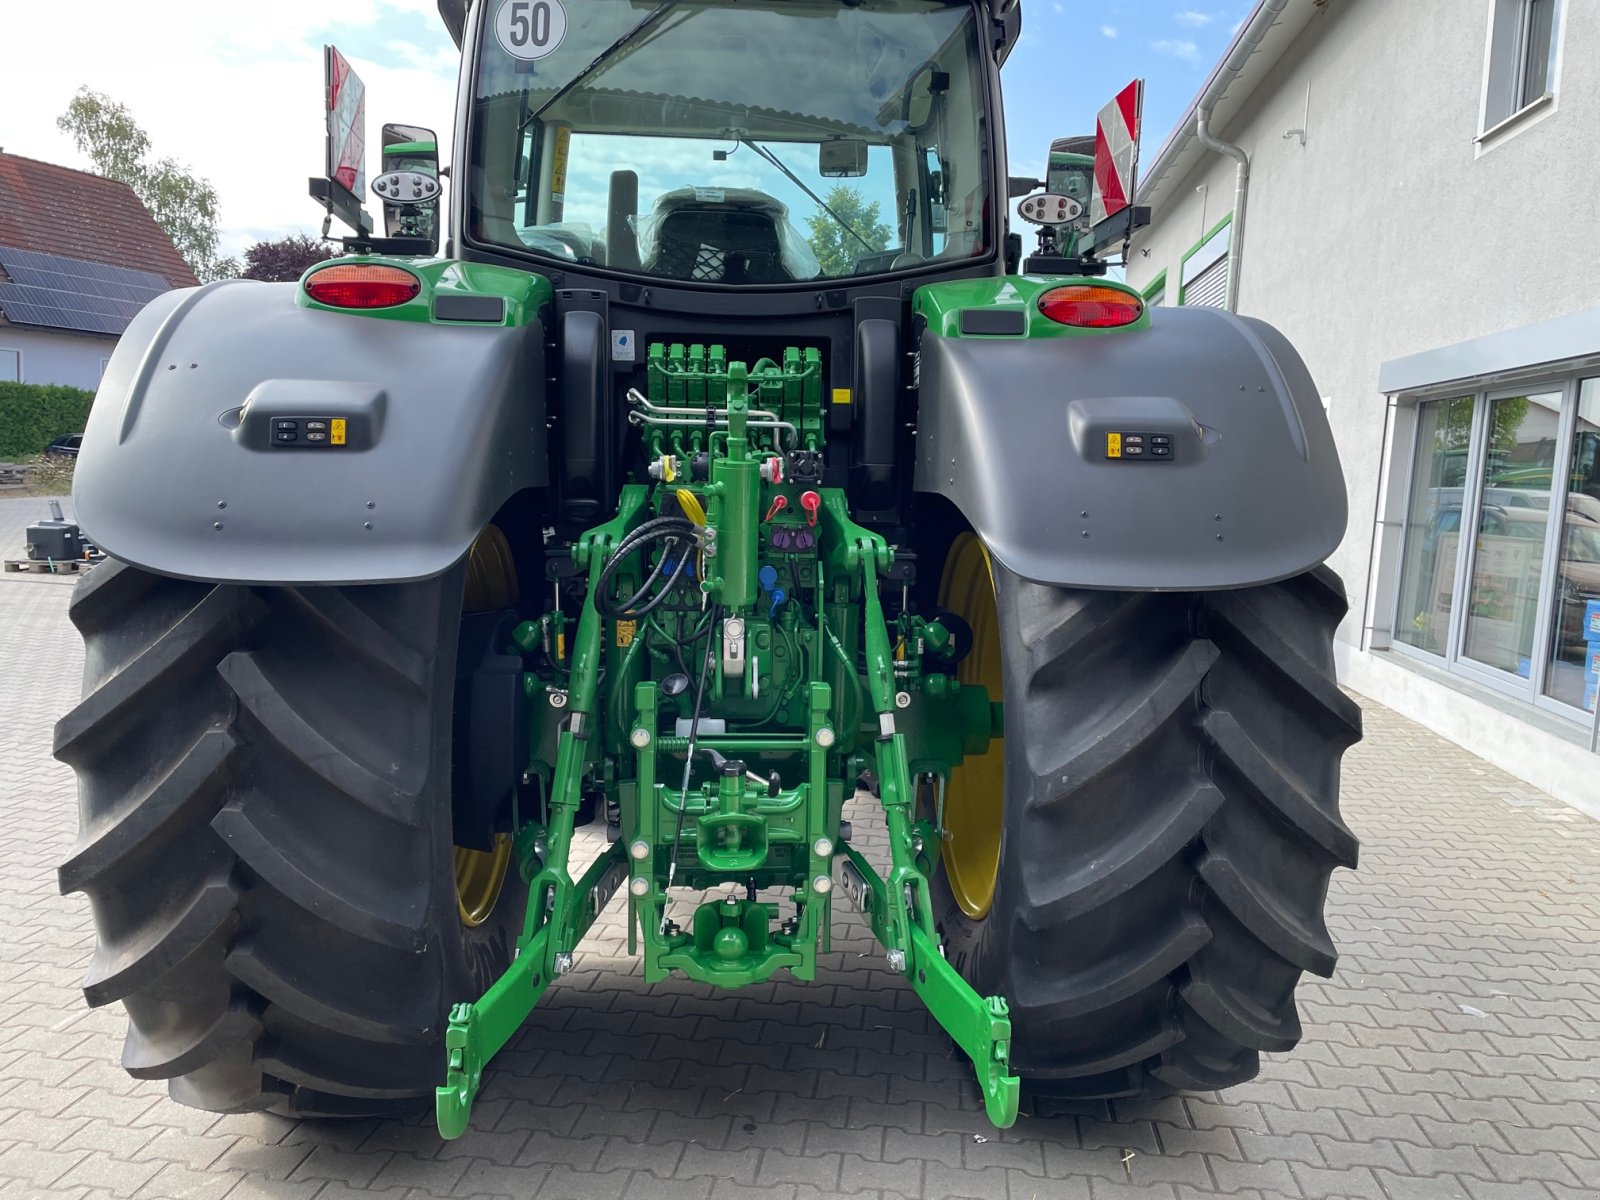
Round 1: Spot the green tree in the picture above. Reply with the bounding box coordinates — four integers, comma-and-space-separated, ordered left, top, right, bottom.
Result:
804, 185, 892, 277
57, 88, 237, 282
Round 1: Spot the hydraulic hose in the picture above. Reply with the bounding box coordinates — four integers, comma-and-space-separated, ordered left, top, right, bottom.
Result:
595, 518, 698, 619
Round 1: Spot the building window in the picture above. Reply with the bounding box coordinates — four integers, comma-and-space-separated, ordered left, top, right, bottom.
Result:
0, 349, 19, 383
1460, 389, 1563, 675
1179, 216, 1230, 308
1142, 270, 1167, 308
1391, 371, 1600, 720
1483, 0, 1562, 131
1393, 395, 1474, 656
1544, 378, 1600, 712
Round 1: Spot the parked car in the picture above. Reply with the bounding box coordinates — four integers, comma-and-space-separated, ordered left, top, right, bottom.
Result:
45, 434, 82, 458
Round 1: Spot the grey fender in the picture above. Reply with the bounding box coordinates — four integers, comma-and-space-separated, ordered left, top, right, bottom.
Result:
75, 279, 547, 585
914, 305, 1347, 590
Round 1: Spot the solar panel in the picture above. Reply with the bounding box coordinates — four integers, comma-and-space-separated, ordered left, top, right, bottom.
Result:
0, 245, 171, 291
0, 289, 127, 335
0, 245, 173, 335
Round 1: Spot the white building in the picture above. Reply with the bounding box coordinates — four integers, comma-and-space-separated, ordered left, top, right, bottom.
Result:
1126, 0, 1596, 810
0, 152, 196, 390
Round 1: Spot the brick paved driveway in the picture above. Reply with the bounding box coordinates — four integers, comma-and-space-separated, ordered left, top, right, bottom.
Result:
3, 566, 1598, 1200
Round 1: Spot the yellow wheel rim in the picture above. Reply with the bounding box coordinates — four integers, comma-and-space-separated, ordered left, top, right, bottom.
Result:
938, 533, 1004, 920
455, 834, 513, 927
454, 526, 519, 927
463, 524, 519, 613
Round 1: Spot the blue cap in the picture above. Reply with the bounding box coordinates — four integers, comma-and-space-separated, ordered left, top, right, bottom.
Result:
758, 564, 779, 592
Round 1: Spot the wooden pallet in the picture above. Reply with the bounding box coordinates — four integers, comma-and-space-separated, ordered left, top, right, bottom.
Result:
0, 464, 35, 491
4, 557, 99, 575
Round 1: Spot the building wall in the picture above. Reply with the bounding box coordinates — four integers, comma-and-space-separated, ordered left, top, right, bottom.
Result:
1127, 0, 1597, 806
0, 326, 115, 391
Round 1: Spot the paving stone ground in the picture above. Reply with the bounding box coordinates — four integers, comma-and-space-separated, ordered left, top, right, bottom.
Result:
2, 565, 1598, 1200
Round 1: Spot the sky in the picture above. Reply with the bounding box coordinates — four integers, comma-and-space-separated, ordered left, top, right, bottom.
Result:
0, 0, 1251, 262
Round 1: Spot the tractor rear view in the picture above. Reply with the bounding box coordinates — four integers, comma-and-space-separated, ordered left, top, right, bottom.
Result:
56, 0, 1359, 1137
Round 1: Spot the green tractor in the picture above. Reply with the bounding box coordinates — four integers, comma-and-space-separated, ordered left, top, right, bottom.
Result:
56, 0, 1360, 1137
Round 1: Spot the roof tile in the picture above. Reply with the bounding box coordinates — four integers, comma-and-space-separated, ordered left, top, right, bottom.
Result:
0, 152, 200, 288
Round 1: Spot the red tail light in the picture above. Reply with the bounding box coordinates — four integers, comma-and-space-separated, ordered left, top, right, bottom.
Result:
305, 264, 421, 309
1037, 285, 1143, 329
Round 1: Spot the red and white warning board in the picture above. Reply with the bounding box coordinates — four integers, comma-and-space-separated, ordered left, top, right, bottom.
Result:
1089, 79, 1144, 227
324, 46, 367, 201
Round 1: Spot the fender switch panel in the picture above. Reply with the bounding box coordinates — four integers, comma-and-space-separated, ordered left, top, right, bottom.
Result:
271, 417, 351, 448
236, 380, 387, 452
1105, 431, 1174, 461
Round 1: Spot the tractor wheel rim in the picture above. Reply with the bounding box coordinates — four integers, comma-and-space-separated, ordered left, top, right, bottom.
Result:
454, 526, 520, 928
937, 533, 1004, 920
455, 835, 513, 927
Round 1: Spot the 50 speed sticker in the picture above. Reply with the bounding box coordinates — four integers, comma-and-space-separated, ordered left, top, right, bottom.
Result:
494, 0, 567, 60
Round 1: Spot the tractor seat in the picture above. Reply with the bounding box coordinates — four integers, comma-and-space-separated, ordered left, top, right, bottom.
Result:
644, 187, 801, 284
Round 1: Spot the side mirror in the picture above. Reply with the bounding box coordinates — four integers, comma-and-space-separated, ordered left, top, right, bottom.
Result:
819, 139, 869, 179
904, 65, 948, 131
378, 124, 441, 251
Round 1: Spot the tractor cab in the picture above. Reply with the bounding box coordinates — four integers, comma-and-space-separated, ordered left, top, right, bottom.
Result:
464, 0, 999, 282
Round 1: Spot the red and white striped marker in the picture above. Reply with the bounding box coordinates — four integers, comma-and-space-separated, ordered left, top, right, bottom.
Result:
325, 46, 368, 199
1089, 79, 1144, 227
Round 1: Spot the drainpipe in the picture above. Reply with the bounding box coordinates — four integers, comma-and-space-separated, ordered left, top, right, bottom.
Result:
1192, 0, 1288, 312
1195, 108, 1249, 313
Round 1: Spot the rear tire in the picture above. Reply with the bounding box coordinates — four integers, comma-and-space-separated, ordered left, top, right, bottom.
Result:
55, 559, 525, 1115
929, 555, 1361, 1099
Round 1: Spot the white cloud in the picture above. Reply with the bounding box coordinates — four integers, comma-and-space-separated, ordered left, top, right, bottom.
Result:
0, 0, 458, 259
1175, 9, 1215, 26
1100, 24, 1118, 38
1151, 38, 1201, 61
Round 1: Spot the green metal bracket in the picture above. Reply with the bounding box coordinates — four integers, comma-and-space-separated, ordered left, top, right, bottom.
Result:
437, 841, 626, 1137
633, 679, 835, 988
437, 487, 650, 1140
819, 502, 1020, 1128
838, 845, 1020, 1128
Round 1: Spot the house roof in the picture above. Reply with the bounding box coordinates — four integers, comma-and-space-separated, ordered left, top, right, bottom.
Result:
1135, 0, 1324, 212
0, 152, 199, 289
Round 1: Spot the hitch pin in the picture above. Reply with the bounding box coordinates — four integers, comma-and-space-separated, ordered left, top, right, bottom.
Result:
763, 495, 788, 522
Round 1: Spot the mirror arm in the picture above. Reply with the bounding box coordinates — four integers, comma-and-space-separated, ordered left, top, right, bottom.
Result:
309, 177, 373, 237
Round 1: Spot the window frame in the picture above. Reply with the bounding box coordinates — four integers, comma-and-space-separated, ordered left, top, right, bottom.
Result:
1477, 0, 1565, 146
1141, 269, 1167, 306
1388, 368, 1599, 724
1177, 213, 1231, 307
0, 347, 20, 383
